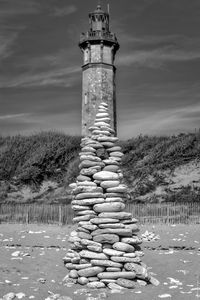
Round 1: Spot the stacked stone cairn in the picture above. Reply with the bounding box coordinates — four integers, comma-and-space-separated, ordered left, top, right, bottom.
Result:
63, 102, 158, 290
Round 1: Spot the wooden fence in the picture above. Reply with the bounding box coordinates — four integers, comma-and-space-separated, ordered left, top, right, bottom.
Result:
0, 202, 200, 225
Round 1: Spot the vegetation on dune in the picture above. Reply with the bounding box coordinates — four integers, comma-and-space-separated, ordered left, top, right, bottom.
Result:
0, 130, 199, 203
0, 132, 81, 185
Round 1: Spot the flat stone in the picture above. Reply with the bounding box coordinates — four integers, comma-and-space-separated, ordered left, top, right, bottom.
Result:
107, 282, 125, 290
82, 146, 96, 152
103, 165, 120, 172
98, 212, 132, 220
72, 205, 91, 211
137, 279, 148, 286
77, 182, 97, 187
87, 245, 102, 252
80, 239, 102, 248
121, 218, 138, 224
149, 276, 160, 286
93, 171, 119, 181
93, 202, 125, 213
69, 269, 78, 279
80, 250, 108, 260
124, 263, 148, 279
96, 113, 109, 118
103, 249, 124, 256
72, 198, 105, 206
113, 242, 135, 252
105, 197, 124, 203
116, 278, 136, 289
77, 175, 91, 181
77, 277, 89, 285
65, 263, 92, 270
75, 192, 104, 200
93, 234, 119, 244
79, 155, 101, 162
80, 168, 99, 176
109, 152, 124, 157
87, 281, 106, 289
78, 266, 105, 278
98, 272, 136, 280
92, 228, 132, 237
106, 185, 127, 193
107, 146, 122, 152
100, 181, 120, 189
90, 218, 119, 224
99, 223, 125, 229
94, 121, 110, 127
95, 117, 110, 122
123, 253, 136, 257
111, 256, 141, 263
101, 279, 117, 284
76, 210, 96, 216
91, 259, 122, 268
77, 232, 92, 240
101, 142, 115, 148
81, 224, 98, 231
88, 277, 99, 282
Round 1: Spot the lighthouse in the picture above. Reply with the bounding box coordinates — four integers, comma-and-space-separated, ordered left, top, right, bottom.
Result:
79, 4, 119, 136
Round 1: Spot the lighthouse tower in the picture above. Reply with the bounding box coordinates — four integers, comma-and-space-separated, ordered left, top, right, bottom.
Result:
79, 4, 119, 136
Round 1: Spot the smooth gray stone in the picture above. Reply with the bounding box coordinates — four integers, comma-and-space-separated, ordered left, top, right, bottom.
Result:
100, 180, 120, 189
106, 185, 127, 193
98, 272, 136, 280
77, 232, 92, 240
78, 266, 105, 277
116, 278, 137, 289
73, 215, 95, 223
77, 175, 91, 181
88, 277, 99, 282
93, 202, 125, 213
90, 218, 119, 224
103, 249, 124, 257
103, 165, 120, 172
111, 256, 141, 263
109, 151, 124, 157
80, 239, 102, 248
99, 223, 125, 229
75, 192, 104, 200
76, 210, 96, 216
91, 259, 122, 268
65, 263, 92, 270
81, 146, 96, 152
121, 237, 142, 245
87, 245, 102, 253
124, 263, 148, 279
81, 224, 98, 231
93, 234, 119, 244
113, 242, 135, 253
79, 155, 101, 162
98, 212, 132, 220
78, 277, 89, 285
72, 205, 91, 211
72, 198, 105, 206
80, 250, 108, 260
91, 228, 132, 237
107, 146, 122, 152
93, 171, 119, 181
87, 281, 106, 288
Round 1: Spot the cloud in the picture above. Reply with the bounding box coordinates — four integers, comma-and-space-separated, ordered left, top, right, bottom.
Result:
0, 32, 19, 61
0, 113, 30, 120
117, 37, 200, 68
53, 5, 77, 17
0, 0, 40, 17
0, 65, 80, 88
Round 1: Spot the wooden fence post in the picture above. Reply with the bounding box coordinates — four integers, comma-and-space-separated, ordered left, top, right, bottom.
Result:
59, 205, 62, 226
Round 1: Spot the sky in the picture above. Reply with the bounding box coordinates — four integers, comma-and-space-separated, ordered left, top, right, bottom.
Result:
0, 0, 200, 139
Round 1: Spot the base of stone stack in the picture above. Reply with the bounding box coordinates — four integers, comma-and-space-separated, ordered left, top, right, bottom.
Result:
63, 102, 159, 290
